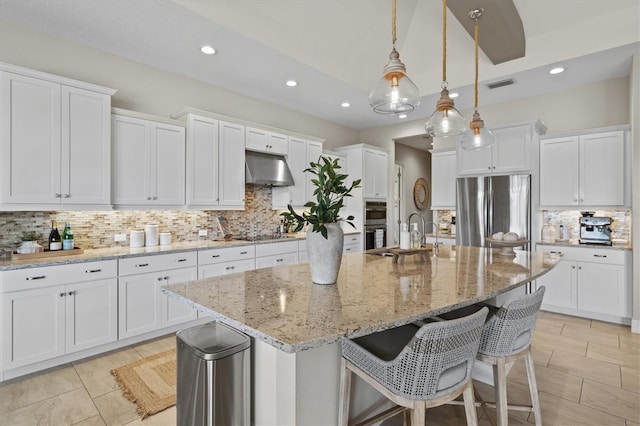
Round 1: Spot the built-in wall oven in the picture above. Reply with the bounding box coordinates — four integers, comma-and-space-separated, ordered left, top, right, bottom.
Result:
364, 201, 387, 249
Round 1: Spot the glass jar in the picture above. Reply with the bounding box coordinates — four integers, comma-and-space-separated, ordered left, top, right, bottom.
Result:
541, 224, 556, 243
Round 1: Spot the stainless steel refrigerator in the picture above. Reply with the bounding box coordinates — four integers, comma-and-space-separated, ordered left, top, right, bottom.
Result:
456, 174, 531, 249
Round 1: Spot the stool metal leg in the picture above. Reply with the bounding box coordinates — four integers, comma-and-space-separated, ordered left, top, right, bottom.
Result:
339, 358, 352, 426
524, 349, 542, 426
493, 357, 509, 426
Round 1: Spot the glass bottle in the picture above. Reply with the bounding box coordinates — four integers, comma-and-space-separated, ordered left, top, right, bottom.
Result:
62, 222, 74, 250
48, 220, 62, 251
410, 223, 421, 249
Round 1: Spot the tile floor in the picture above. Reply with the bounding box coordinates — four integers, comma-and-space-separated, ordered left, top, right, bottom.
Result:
0, 311, 638, 425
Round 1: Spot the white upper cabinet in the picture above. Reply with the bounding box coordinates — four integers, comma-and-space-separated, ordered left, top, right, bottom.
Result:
363, 148, 388, 199
0, 66, 114, 209
112, 113, 185, 206
430, 149, 456, 209
540, 129, 627, 208
272, 137, 323, 208
458, 121, 546, 176
246, 126, 288, 155
186, 114, 245, 209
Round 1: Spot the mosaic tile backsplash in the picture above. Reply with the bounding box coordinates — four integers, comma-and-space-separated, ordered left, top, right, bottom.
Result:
542, 210, 631, 242
0, 186, 287, 250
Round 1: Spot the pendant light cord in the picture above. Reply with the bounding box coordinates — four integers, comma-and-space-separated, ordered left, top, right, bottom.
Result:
391, 0, 397, 47
473, 17, 479, 112
442, 0, 447, 85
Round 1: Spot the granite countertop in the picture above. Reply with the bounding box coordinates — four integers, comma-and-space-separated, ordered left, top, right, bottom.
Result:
536, 240, 632, 251
162, 246, 560, 353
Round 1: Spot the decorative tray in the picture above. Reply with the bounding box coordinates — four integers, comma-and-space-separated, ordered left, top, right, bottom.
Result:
12, 247, 84, 260
485, 238, 529, 256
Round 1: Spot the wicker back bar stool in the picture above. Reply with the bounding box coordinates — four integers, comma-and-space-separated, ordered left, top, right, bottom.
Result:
476, 286, 546, 426
338, 307, 488, 426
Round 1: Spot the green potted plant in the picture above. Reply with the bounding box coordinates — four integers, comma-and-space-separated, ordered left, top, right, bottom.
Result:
281, 156, 361, 284
17, 231, 43, 254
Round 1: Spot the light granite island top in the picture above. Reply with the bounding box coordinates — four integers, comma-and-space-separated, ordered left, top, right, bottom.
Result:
163, 245, 559, 425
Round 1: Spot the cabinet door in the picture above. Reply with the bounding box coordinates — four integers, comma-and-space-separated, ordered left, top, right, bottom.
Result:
218, 121, 245, 207
61, 86, 111, 205
2, 286, 66, 369
153, 123, 185, 205
539, 136, 579, 207
268, 132, 288, 155
537, 260, 577, 310
245, 127, 270, 152
288, 137, 308, 206
580, 131, 625, 206
1, 72, 61, 204
431, 151, 456, 209
187, 115, 219, 206
364, 149, 388, 199
492, 124, 531, 173
577, 262, 627, 317
458, 146, 492, 176
118, 272, 162, 339
65, 278, 118, 353
112, 114, 151, 205
160, 267, 198, 328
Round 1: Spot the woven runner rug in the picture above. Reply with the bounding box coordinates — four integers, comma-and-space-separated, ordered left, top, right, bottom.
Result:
110, 349, 177, 419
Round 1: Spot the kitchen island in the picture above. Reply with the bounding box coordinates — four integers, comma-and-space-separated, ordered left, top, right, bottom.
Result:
163, 245, 559, 425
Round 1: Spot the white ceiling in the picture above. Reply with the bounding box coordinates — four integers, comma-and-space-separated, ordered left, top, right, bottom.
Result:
0, 0, 638, 130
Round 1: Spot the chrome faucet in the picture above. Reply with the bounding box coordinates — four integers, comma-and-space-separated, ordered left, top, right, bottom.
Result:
424, 222, 440, 254
408, 212, 425, 247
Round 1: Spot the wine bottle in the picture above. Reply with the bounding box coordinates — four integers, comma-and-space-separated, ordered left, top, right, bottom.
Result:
49, 220, 62, 251
62, 222, 74, 250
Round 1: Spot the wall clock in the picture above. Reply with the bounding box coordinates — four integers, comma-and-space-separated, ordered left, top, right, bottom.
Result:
413, 178, 430, 210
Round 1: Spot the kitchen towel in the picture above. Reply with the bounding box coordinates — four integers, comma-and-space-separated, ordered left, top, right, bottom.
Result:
375, 229, 384, 249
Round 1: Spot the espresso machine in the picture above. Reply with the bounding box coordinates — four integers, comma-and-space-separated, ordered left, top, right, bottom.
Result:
579, 212, 612, 245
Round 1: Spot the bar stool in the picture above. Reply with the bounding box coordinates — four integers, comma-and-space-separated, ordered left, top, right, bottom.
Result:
476, 286, 546, 426
339, 307, 488, 426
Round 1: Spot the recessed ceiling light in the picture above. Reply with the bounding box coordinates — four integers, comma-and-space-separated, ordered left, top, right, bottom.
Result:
549, 67, 565, 75
200, 45, 216, 55
398, 114, 408, 119
449, 92, 459, 98
341, 102, 351, 108
285, 80, 298, 87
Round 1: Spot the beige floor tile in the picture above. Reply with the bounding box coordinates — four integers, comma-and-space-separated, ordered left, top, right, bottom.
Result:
0, 365, 83, 414
473, 381, 531, 423
132, 334, 176, 359
74, 415, 107, 426
622, 366, 640, 394
541, 311, 592, 327
532, 346, 552, 367
548, 349, 621, 388
535, 316, 564, 335
508, 358, 583, 403
627, 419, 640, 426
581, 379, 640, 423
562, 323, 620, 347
0, 387, 98, 426
620, 337, 640, 354
92, 389, 139, 426
533, 329, 588, 357
590, 319, 634, 334
588, 341, 640, 369
73, 347, 142, 398
537, 391, 626, 426
123, 406, 176, 426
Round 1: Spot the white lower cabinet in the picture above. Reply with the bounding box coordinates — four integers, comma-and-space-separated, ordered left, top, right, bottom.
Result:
343, 233, 361, 254
255, 241, 299, 269
198, 245, 256, 278
1, 260, 117, 370
118, 252, 197, 339
536, 245, 630, 323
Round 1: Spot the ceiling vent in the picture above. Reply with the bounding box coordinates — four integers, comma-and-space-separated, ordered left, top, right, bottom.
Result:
487, 78, 515, 89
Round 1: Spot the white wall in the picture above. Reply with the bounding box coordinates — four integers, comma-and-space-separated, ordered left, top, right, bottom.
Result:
631, 55, 639, 333
0, 22, 359, 148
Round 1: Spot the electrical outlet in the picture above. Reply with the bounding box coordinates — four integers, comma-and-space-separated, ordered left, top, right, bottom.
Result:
198, 229, 208, 237
114, 233, 127, 242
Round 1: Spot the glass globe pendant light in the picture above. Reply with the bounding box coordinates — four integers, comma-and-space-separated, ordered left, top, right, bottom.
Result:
425, 0, 466, 137
369, 0, 420, 114
461, 8, 494, 150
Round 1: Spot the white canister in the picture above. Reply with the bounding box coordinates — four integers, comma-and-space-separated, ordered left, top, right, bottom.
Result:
130, 230, 145, 248
159, 232, 172, 246
144, 224, 159, 247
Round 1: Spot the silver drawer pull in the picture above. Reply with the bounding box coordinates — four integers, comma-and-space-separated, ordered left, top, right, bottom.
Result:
549, 251, 563, 255
68, 291, 74, 296
211, 254, 221, 258
59, 292, 65, 297
176, 258, 187, 262
85, 269, 102, 273
240, 251, 248, 255
135, 263, 149, 268
593, 254, 607, 258
26, 276, 46, 281
157, 277, 163, 282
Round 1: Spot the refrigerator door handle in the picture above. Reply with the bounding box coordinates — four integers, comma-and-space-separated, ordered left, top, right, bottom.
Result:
486, 176, 493, 240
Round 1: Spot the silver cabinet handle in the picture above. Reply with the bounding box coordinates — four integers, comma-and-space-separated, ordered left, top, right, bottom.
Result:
68, 291, 74, 296
85, 269, 102, 273
147, 196, 152, 200
55, 193, 61, 198
164, 276, 169, 280
240, 251, 248, 255
549, 251, 563, 255
26, 276, 46, 281
135, 263, 149, 268
157, 277, 163, 282
59, 292, 65, 297
64, 194, 70, 198
176, 258, 187, 262
593, 254, 607, 258
211, 254, 221, 258
276, 258, 283, 262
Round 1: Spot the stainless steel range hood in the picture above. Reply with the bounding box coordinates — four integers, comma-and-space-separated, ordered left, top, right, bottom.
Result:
245, 150, 294, 187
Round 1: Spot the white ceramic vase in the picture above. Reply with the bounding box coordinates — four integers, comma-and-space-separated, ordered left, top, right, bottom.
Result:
306, 223, 344, 285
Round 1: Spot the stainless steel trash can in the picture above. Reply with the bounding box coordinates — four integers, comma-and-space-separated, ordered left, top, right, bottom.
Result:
176, 322, 251, 426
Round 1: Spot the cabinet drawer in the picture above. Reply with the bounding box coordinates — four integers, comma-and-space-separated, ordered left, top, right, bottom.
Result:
344, 234, 361, 245
198, 245, 255, 265
343, 243, 360, 254
255, 240, 298, 257
119, 252, 197, 276
2, 260, 117, 292
536, 244, 626, 264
